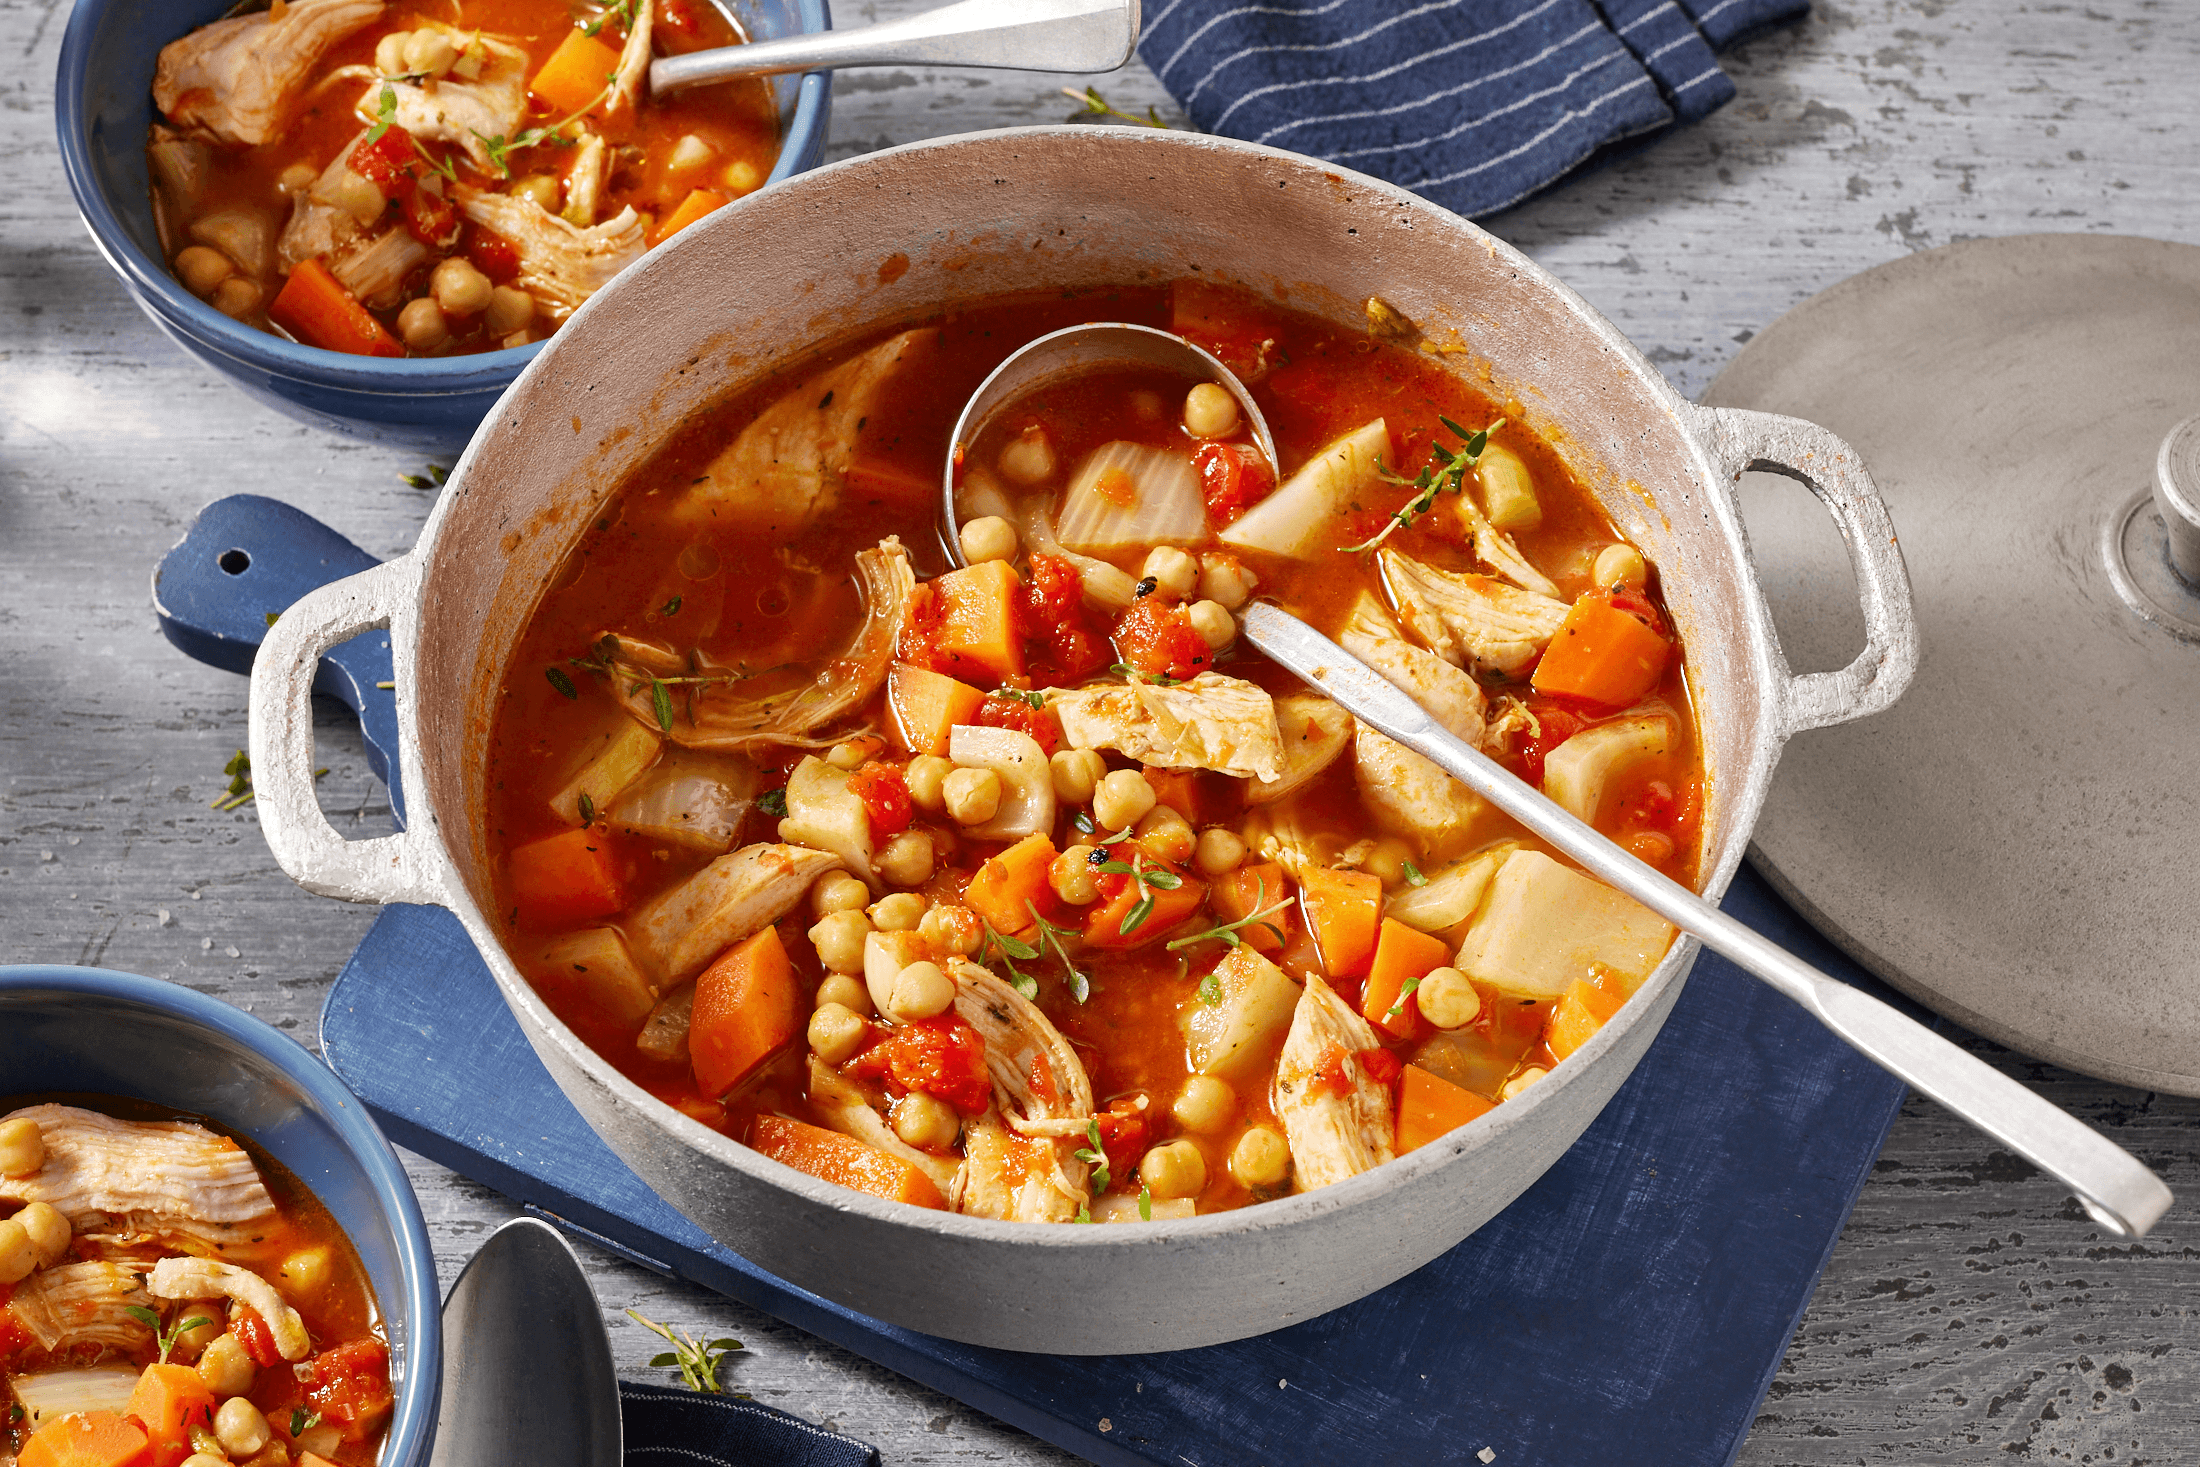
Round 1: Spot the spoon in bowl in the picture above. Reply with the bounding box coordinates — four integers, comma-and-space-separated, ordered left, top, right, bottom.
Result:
652, 0, 1139, 96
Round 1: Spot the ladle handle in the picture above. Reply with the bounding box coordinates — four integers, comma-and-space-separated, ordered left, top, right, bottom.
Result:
1238, 601, 2174, 1239
651, 0, 1140, 94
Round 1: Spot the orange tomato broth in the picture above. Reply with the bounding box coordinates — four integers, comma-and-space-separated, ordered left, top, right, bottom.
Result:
483, 282, 1702, 1215
157, 0, 778, 353
0, 1095, 391, 1464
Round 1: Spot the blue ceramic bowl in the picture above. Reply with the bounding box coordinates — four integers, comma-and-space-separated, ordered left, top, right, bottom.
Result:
55, 0, 833, 456
0, 965, 441, 1466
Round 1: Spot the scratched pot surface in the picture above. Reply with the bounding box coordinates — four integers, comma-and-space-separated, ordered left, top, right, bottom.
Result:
1705, 233, 2200, 1095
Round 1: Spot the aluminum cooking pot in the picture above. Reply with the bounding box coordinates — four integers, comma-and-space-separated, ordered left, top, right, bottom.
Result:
247, 127, 1916, 1354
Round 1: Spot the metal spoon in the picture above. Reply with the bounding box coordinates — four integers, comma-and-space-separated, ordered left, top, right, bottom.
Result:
942, 322, 1276, 565
652, 0, 1139, 97
1238, 601, 2175, 1238
428, 1217, 622, 1467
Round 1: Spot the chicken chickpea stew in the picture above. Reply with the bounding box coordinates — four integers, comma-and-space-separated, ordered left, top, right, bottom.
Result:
0, 1100, 393, 1467
146, 0, 780, 356
487, 282, 1699, 1224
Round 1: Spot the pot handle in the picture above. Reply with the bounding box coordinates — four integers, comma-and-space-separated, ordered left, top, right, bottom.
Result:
1682, 403, 1921, 736
248, 555, 449, 907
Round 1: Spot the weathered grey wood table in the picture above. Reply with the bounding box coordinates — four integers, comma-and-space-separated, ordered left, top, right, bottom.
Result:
5, 0, 2198, 1460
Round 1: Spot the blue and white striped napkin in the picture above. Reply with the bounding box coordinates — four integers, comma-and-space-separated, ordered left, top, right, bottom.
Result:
1138, 0, 1807, 218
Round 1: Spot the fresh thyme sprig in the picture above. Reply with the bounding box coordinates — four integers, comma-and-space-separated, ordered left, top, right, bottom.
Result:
1111, 662, 1183, 688
1340, 416, 1504, 555
627, 1309, 744, 1394
1025, 901, 1094, 1003
1401, 859, 1428, 887
1386, 975, 1424, 1019
1090, 851, 1183, 937
1062, 85, 1169, 129
399, 463, 450, 489
210, 750, 324, 811
363, 82, 398, 145
123, 1307, 211, 1365
289, 1408, 324, 1438
979, 920, 1041, 1000
1073, 1117, 1112, 1194
1165, 878, 1289, 958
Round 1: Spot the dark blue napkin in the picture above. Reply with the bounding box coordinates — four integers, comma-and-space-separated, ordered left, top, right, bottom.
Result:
620, 1381, 881, 1466
1139, 0, 1808, 218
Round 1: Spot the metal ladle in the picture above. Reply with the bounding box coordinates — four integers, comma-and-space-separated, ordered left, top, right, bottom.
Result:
935, 328, 2174, 1236
652, 0, 1139, 96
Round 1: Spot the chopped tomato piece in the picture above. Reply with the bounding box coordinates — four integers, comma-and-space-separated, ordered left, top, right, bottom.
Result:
1193, 441, 1274, 525
348, 126, 416, 198
301, 1340, 394, 1441
1355, 1046, 1403, 1087
1513, 701, 1585, 784
1021, 553, 1110, 682
852, 1014, 991, 1114
402, 185, 460, 248
1111, 598, 1213, 683
1092, 1102, 1147, 1190
465, 224, 520, 283
230, 1306, 283, 1368
973, 692, 1059, 756
845, 761, 913, 837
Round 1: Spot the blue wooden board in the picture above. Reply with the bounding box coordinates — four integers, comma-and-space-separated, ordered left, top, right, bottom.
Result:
157, 494, 1919, 1467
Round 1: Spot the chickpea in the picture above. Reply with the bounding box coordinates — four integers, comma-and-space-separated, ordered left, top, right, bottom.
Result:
15, 1202, 68, 1266
484, 284, 535, 335
904, 754, 952, 813
1192, 827, 1245, 878
917, 903, 982, 958
667, 133, 715, 172
808, 909, 873, 974
1139, 1139, 1207, 1200
374, 30, 410, 73
1049, 846, 1100, 905
1049, 747, 1105, 805
430, 256, 493, 317
1140, 546, 1199, 601
0, 1117, 46, 1176
174, 245, 233, 298
197, 1333, 256, 1397
1499, 1066, 1549, 1102
1171, 1075, 1235, 1134
893, 1092, 961, 1150
959, 515, 1018, 565
1594, 543, 1648, 589
171, 1311, 221, 1362
183, 1455, 229, 1467
814, 974, 870, 1014
1185, 599, 1235, 650
277, 161, 318, 194
1197, 552, 1259, 610
1092, 769, 1156, 832
811, 871, 869, 918
869, 891, 927, 932
215, 1397, 271, 1458
1182, 381, 1241, 438
277, 1244, 331, 1299
1229, 1126, 1291, 1189
402, 27, 458, 77
0, 1219, 36, 1284
808, 1002, 868, 1065
396, 297, 448, 351
333, 170, 385, 224
1361, 837, 1415, 888
874, 830, 936, 889
825, 740, 868, 770
886, 960, 956, 1022
942, 766, 1001, 826
212, 277, 262, 320
1416, 967, 1480, 1029
720, 158, 763, 196
997, 426, 1056, 485
1135, 806, 1195, 864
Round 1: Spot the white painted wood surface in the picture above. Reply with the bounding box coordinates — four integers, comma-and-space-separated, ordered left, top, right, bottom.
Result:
4, 0, 2198, 1460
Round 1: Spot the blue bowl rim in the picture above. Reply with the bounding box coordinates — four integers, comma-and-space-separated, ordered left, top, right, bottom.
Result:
53, 0, 832, 395
0, 963, 441, 1467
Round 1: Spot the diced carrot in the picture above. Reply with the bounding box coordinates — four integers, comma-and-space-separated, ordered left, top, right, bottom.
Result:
124, 1364, 215, 1447
921, 561, 1024, 683
18, 1411, 154, 1467
689, 927, 798, 1098
886, 662, 986, 756
1393, 1064, 1495, 1154
1083, 858, 1207, 950
1298, 866, 1381, 980
962, 833, 1057, 940
1545, 964, 1633, 1061
653, 187, 729, 245
1209, 862, 1291, 954
749, 1113, 945, 1208
1141, 769, 1204, 824
1530, 596, 1672, 710
530, 28, 620, 115
267, 259, 402, 359
508, 827, 625, 925
1361, 918, 1450, 1041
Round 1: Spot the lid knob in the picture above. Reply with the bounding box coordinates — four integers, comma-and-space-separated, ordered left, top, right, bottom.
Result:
2157, 412, 2200, 587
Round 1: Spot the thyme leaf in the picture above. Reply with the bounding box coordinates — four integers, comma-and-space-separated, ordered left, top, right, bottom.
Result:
399, 462, 450, 489
756, 787, 787, 818
1110, 661, 1182, 687
627, 1309, 743, 1394
660, 596, 682, 616
1062, 85, 1170, 129
650, 679, 675, 731
363, 82, 397, 145
290, 1408, 323, 1437
1139, 1184, 1153, 1221
577, 791, 595, 823
546, 666, 579, 700
1401, 858, 1427, 887
1386, 974, 1423, 1019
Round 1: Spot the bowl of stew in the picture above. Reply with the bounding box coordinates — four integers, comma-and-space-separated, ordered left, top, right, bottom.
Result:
0, 965, 439, 1465
54, 0, 830, 455
244, 126, 1917, 1352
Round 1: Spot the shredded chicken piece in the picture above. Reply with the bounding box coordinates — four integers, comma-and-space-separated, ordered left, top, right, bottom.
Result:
1272, 974, 1395, 1189
381, 27, 529, 171
1336, 595, 1490, 846
1379, 550, 1569, 678
806, 1058, 962, 1195
607, 0, 653, 115
679, 331, 943, 534
5, 1263, 155, 1354
562, 134, 608, 227
1451, 485, 1560, 595
278, 131, 371, 267
330, 225, 427, 308
1051, 672, 1284, 782
453, 187, 645, 314
946, 959, 1094, 1222
0, 1106, 275, 1247
148, 1257, 309, 1361
628, 842, 843, 984
602, 539, 914, 752
155, 0, 386, 146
